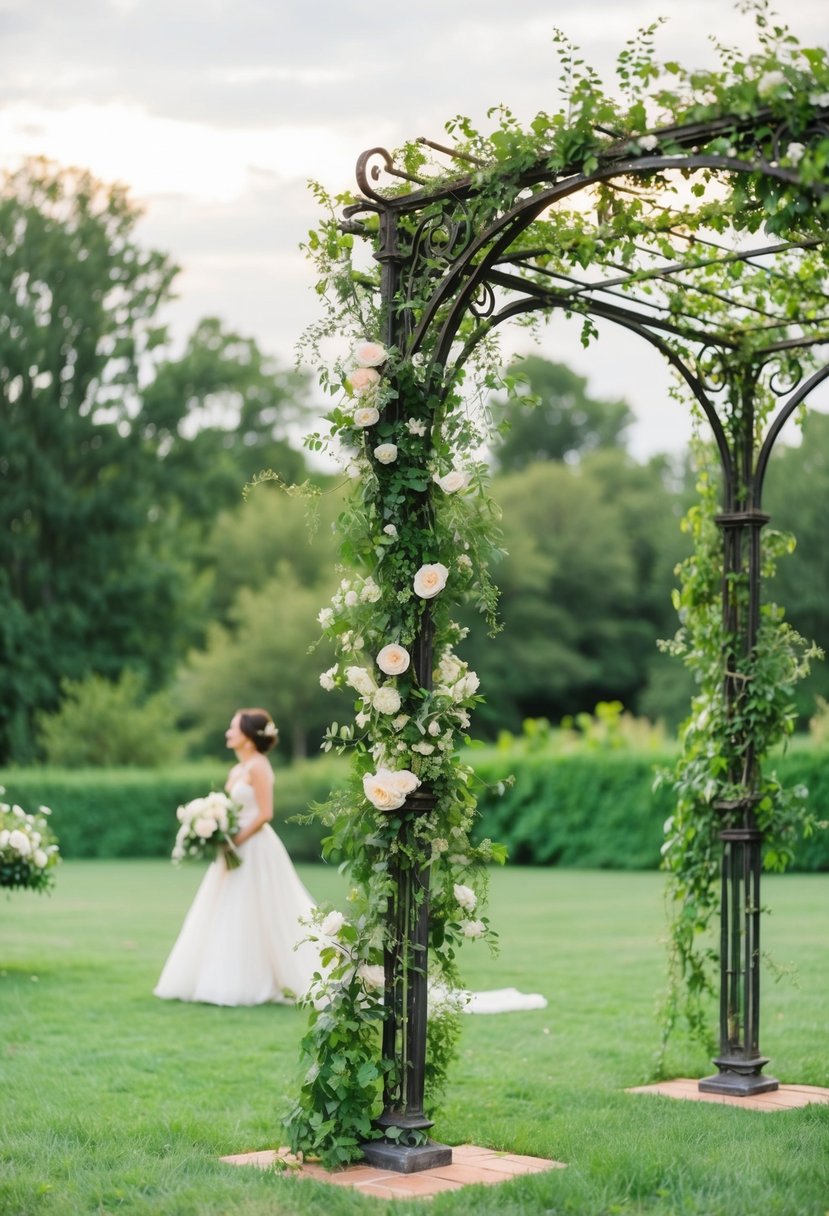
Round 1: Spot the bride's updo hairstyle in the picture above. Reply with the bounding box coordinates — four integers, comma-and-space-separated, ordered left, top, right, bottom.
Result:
238, 708, 279, 754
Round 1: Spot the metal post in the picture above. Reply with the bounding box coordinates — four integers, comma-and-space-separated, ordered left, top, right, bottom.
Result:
699, 505, 778, 1095
360, 212, 452, 1173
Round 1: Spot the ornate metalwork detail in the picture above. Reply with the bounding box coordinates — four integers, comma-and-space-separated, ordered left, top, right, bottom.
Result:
468, 279, 497, 320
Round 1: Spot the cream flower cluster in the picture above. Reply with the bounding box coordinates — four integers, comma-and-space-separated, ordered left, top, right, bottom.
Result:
362, 767, 421, 811
0, 793, 59, 889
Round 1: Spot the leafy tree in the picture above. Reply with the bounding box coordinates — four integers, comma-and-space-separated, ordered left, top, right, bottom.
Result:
140, 317, 312, 533
36, 671, 186, 767
460, 451, 683, 733
0, 159, 184, 761
763, 411, 829, 719
175, 565, 341, 760
490, 355, 635, 470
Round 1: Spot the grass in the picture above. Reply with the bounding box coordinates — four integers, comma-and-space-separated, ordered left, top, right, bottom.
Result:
1, 863, 827, 1215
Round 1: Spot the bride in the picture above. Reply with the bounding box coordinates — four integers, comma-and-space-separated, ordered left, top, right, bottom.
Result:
154, 707, 320, 1006
155, 706, 546, 1015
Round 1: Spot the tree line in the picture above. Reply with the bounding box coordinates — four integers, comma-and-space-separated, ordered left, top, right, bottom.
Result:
2, 160, 827, 765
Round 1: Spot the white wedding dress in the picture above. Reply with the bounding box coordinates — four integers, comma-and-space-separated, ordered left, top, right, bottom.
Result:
154, 777, 320, 1006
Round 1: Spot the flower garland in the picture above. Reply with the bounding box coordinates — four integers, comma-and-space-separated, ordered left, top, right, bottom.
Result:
284, 340, 506, 1167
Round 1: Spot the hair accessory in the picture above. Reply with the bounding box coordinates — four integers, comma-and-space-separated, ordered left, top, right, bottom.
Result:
259, 721, 277, 737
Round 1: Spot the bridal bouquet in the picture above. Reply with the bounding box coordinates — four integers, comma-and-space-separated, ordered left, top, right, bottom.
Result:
0, 791, 61, 892
171, 791, 242, 870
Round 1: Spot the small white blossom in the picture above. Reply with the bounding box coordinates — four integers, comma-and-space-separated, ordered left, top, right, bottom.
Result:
345, 462, 362, 479
355, 711, 370, 728
318, 608, 334, 628
433, 469, 469, 494
391, 714, 410, 731
319, 666, 337, 691
427, 720, 441, 737
462, 919, 486, 939
344, 590, 359, 607
453, 883, 477, 911
360, 578, 382, 603
345, 666, 376, 697
382, 523, 398, 538
809, 91, 829, 107
411, 741, 435, 755
358, 964, 386, 990
320, 910, 346, 937
374, 686, 403, 715
757, 69, 786, 98
638, 134, 659, 152
785, 142, 806, 166
407, 417, 427, 436
456, 553, 473, 572
374, 443, 398, 464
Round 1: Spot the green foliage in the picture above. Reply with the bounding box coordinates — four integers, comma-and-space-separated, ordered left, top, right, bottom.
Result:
490, 356, 635, 470
0, 760, 341, 861
656, 453, 823, 1052
175, 563, 339, 759
35, 670, 186, 768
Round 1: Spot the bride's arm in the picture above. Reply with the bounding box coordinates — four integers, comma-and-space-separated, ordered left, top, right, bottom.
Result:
231, 759, 274, 846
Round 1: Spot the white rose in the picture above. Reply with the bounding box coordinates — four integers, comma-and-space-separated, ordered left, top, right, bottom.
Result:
386, 769, 420, 796
785, 142, 806, 165
9, 829, 31, 856
391, 714, 410, 731
434, 469, 469, 494
374, 686, 403, 715
353, 340, 387, 367
318, 607, 334, 628
363, 770, 408, 811
358, 963, 386, 990
638, 134, 658, 152
353, 406, 380, 428
437, 653, 464, 684
345, 666, 376, 697
33, 848, 48, 869
347, 365, 381, 395
411, 741, 435, 755
345, 462, 362, 479
382, 524, 398, 538
453, 883, 477, 911
413, 562, 448, 599
344, 590, 359, 607
376, 644, 410, 676
320, 910, 345, 937
374, 443, 398, 465
407, 417, 427, 436
193, 817, 215, 840
319, 666, 337, 691
462, 919, 486, 939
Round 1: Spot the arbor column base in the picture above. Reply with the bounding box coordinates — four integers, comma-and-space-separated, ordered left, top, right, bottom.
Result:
361, 1138, 453, 1174
699, 1057, 779, 1096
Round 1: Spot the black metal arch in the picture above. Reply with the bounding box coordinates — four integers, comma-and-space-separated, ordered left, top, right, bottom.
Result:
349, 106, 829, 1169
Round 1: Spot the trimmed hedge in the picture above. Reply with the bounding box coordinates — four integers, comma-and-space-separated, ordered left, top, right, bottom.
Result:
470, 745, 829, 871
2, 745, 827, 869
0, 760, 347, 862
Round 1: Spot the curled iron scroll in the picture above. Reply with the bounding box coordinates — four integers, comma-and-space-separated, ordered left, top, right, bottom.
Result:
355, 147, 398, 204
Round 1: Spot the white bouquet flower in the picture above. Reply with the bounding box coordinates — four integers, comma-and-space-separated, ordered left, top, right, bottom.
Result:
171, 791, 242, 870
0, 792, 60, 893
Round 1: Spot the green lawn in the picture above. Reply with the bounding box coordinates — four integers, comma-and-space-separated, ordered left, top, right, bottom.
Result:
2, 862, 827, 1215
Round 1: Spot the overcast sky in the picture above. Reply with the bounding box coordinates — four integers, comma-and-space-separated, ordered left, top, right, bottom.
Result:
1, 0, 827, 459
